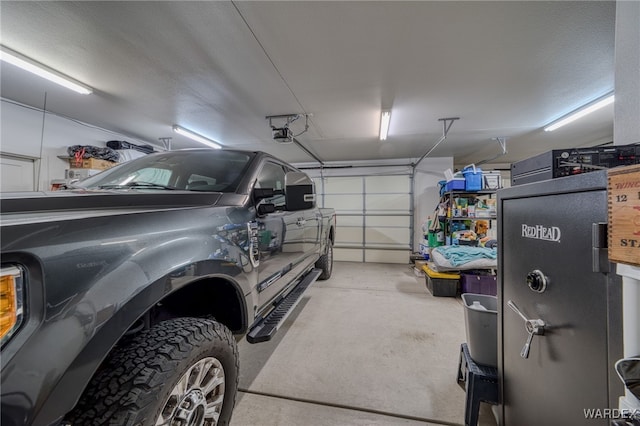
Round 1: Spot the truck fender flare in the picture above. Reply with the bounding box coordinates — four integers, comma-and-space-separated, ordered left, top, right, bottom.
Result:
33, 267, 248, 425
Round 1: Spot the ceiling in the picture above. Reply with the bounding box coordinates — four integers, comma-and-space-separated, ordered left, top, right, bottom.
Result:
0, 1, 616, 167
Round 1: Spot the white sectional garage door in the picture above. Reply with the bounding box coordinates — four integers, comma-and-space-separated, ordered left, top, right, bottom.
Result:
315, 173, 411, 264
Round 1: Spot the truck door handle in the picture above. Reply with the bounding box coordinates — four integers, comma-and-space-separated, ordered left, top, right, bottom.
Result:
507, 300, 546, 359
296, 218, 306, 226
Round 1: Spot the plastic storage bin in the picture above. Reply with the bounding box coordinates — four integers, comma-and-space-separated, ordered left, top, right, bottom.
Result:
462, 165, 483, 191
428, 231, 444, 248
461, 293, 497, 366
445, 178, 465, 192
460, 273, 497, 296
422, 264, 459, 297
482, 171, 502, 190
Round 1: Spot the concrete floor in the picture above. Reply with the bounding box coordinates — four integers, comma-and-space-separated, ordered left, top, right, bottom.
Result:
231, 262, 498, 426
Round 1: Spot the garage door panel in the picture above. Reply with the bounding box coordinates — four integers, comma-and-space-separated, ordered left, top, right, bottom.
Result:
312, 178, 323, 193
365, 175, 410, 193
334, 248, 363, 262
365, 194, 410, 211
325, 177, 362, 194
336, 228, 363, 244
365, 228, 410, 245
365, 249, 409, 264
336, 215, 363, 227
325, 194, 363, 211
367, 215, 410, 227
314, 172, 411, 264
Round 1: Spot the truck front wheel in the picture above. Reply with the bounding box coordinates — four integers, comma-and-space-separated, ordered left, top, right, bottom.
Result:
66, 317, 239, 426
315, 243, 333, 280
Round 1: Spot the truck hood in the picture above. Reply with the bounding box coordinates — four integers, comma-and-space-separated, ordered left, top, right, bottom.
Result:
0, 190, 241, 226
1, 189, 224, 213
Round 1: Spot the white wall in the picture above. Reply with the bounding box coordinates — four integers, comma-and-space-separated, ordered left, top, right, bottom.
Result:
614, 1, 640, 148
412, 158, 454, 252
0, 99, 157, 191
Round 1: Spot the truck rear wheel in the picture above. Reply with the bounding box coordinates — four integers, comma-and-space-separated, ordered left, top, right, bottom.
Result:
315, 243, 333, 280
66, 317, 238, 426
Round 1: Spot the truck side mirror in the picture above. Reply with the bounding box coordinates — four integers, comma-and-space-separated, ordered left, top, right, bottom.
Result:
253, 186, 281, 216
253, 187, 275, 200
257, 203, 276, 216
285, 172, 315, 211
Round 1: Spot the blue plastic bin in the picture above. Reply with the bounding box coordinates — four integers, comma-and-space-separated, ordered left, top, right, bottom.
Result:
463, 165, 483, 191
446, 178, 465, 192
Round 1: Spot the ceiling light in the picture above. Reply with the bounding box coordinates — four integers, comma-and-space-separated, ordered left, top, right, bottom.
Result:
380, 110, 391, 141
172, 125, 222, 149
544, 93, 614, 132
0, 45, 93, 95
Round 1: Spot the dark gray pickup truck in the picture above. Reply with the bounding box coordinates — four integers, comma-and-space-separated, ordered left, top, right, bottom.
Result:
0, 149, 335, 426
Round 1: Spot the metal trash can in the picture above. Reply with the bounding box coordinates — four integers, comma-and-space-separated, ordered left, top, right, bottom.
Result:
462, 293, 497, 367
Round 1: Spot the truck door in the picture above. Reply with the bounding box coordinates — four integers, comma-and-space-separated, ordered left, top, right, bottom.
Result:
254, 162, 306, 309
283, 166, 321, 257
303, 208, 321, 256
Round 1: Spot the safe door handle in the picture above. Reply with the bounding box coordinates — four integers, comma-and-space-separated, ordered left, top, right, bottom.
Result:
507, 300, 528, 322
507, 300, 546, 359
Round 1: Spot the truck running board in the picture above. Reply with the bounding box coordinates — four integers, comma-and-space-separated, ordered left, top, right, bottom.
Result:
247, 268, 322, 344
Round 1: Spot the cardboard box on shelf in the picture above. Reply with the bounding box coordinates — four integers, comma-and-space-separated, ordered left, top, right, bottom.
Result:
68, 157, 116, 170
65, 168, 102, 180
50, 180, 67, 191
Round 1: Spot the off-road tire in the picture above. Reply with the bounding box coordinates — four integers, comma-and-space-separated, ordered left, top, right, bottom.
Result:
65, 317, 239, 426
315, 243, 333, 280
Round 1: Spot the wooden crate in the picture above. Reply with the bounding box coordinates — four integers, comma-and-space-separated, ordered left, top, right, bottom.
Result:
68, 157, 116, 170
608, 164, 640, 267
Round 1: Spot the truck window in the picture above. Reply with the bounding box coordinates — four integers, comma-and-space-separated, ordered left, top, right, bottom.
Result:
76, 150, 254, 192
186, 174, 217, 189
256, 162, 286, 208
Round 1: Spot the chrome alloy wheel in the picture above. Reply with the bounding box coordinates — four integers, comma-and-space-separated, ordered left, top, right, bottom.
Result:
156, 357, 226, 426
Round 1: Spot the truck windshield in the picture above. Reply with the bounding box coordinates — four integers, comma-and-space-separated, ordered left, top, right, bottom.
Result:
76, 150, 255, 193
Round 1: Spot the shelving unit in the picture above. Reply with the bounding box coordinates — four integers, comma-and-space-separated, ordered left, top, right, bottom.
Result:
440, 189, 497, 244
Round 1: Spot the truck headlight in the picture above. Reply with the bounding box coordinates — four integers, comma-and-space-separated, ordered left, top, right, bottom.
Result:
1, 266, 25, 346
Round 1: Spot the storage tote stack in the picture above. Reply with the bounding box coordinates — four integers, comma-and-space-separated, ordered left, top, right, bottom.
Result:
460, 273, 497, 296
422, 264, 459, 297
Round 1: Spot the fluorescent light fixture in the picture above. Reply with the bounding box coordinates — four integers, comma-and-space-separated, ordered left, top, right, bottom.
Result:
544, 93, 614, 132
0, 45, 93, 95
379, 110, 391, 140
173, 125, 222, 149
